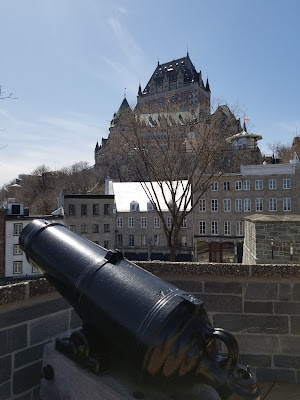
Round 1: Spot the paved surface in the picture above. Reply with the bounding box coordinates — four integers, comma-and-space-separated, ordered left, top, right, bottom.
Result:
261, 382, 300, 399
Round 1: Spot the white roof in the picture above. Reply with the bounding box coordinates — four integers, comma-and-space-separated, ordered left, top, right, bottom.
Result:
112, 181, 191, 212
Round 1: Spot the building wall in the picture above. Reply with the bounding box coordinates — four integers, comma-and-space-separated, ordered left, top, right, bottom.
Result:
1, 263, 300, 399
62, 194, 115, 250
243, 216, 300, 264
0, 210, 6, 281
193, 163, 300, 262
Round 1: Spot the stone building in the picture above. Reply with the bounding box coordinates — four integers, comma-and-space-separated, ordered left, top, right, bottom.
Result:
94, 53, 248, 182
1, 198, 63, 284
59, 192, 115, 250
193, 160, 300, 263
243, 214, 300, 264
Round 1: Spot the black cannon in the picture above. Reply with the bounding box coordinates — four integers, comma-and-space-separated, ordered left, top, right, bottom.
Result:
20, 219, 260, 400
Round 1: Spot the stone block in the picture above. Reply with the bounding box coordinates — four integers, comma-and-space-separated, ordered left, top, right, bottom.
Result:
274, 302, 300, 315
244, 301, 273, 314
213, 314, 288, 334
0, 325, 27, 357
274, 355, 300, 369
13, 361, 43, 396
198, 294, 242, 313
168, 279, 203, 293
238, 353, 271, 368
30, 312, 69, 345
0, 297, 70, 329
204, 281, 242, 294
14, 343, 45, 368
0, 381, 10, 400
291, 316, 300, 334
234, 334, 280, 355
280, 336, 300, 355
0, 356, 11, 384
245, 283, 278, 300
256, 367, 295, 384
278, 283, 292, 301
293, 283, 300, 301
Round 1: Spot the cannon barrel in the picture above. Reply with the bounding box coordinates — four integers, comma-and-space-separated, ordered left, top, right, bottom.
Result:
20, 219, 260, 400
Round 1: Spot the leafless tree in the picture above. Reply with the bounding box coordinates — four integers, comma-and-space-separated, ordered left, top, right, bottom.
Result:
109, 105, 243, 261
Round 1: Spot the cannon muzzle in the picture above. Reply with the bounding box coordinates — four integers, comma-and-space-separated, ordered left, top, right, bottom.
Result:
20, 219, 260, 399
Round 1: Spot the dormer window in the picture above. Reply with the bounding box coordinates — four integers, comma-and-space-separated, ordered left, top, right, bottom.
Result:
130, 201, 139, 212
147, 202, 154, 211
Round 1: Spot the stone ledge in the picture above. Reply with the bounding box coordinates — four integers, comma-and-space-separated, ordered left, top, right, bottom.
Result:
1, 262, 300, 308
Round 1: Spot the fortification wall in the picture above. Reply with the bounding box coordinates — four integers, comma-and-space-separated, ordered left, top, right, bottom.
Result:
1, 262, 299, 399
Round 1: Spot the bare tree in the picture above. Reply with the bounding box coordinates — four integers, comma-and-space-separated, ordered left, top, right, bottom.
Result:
111, 106, 242, 261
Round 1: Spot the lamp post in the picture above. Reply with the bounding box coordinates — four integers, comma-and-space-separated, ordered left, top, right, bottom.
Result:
271, 238, 274, 260
290, 242, 293, 261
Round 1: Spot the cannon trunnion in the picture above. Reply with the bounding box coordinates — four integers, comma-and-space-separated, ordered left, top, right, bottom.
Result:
20, 220, 260, 400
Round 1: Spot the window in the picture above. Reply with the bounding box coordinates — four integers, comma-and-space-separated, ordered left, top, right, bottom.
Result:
32, 266, 39, 273
269, 179, 277, 190
199, 199, 206, 212
154, 217, 160, 228
130, 201, 139, 212
81, 225, 87, 234
104, 204, 110, 215
255, 198, 263, 212
81, 204, 87, 216
181, 217, 187, 228
104, 224, 110, 232
283, 179, 291, 189
154, 234, 160, 246
14, 223, 23, 236
92, 224, 99, 233
93, 204, 99, 215
244, 199, 251, 212
223, 182, 230, 191
224, 221, 231, 236
141, 217, 147, 228
129, 234, 135, 246
211, 182, 218, 191
141, 234, 147, 246
181, 235, 187, 247
117, 234, 123, 246
236, 221, 244, 236
104, 240, 109, 249
235, 199, 242, 212
167, 216, 172, 229
117, 217, 123, 228
211, 221, 218, 235
211, 199, 218, 212
69, 204, 75, 216
235, 181, 242, 191
68, 225, 76, 232
128, 217, 134, 228
283, 198, 291, 211
243, 180, 250, 190
255, 180, 263, 190
223, 199, 231, 212
11, 204, 21, 215
147, 202, 154, 211
269, 198, 277, 211
13, 261, 22, 274
13, 244, 22, 255
199, 221, 206, 235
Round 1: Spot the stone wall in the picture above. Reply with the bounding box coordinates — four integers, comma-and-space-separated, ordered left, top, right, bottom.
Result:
243, 215, 300, 264
0, 262, 300, 399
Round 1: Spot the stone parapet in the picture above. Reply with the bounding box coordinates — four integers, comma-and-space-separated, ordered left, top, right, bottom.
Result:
0, 262, 300, 398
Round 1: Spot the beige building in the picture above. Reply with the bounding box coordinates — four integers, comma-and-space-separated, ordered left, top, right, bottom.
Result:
60, 192, 115, 250
193, 160, 300, 262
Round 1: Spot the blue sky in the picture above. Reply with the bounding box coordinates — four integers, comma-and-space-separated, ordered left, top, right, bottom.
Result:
1, 0, 299, 187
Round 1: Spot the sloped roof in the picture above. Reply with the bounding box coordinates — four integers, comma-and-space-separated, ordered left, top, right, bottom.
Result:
112, 181, 191, 212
